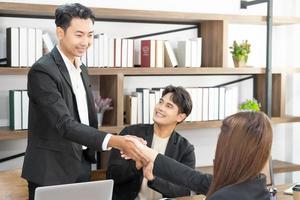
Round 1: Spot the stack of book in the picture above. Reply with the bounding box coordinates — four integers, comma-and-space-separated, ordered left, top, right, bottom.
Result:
9, 90, 29, 130
6, 27, 44, 67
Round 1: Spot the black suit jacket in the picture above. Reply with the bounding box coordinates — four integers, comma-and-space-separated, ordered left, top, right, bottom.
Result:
22, 47, 107, 185
106, 124, 195, 200
154, 155, 270, 200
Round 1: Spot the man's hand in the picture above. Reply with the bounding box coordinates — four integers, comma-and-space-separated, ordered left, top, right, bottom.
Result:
108, 135, 148, 164
120, 137, 159, 169
135, 160, 143, 170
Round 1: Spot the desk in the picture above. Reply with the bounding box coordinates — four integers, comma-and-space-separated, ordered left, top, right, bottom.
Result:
176, 184, 294, 200
0, 169, 106, 200
0, 169, 28, 200
276, 184, 293, 200
0, 169, 295, 200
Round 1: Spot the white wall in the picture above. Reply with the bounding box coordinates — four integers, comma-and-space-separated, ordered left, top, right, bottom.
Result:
1, 0, 300, 185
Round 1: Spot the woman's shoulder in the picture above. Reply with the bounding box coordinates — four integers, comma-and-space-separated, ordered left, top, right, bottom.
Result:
207, 176, 270, 200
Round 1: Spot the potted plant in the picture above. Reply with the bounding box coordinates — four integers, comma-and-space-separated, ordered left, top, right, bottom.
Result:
94, 96, 113, 126
239, 99, 261, 112
230, 40, 251, 67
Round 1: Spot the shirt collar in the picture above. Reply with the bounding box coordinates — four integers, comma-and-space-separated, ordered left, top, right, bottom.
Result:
57, 45, 82, 73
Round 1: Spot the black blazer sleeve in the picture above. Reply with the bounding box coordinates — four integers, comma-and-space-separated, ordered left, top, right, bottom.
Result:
153, 154, 212, 195
147, 145, 195, 197
28, 66, 107, 150
106, 127, 140, 184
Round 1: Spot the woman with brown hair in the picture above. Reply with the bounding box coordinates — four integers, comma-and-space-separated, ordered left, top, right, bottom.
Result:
130, 111, 273, 199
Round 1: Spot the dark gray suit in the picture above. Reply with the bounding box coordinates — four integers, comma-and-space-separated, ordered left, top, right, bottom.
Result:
107, 124, 195, 200
22, 46, 107, 185
153, 154, 270, 200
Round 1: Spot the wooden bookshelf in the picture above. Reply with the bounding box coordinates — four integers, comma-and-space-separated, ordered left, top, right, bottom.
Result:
197, 159, 300, 174
1, 2, 299, 182
0, 2, 299, 25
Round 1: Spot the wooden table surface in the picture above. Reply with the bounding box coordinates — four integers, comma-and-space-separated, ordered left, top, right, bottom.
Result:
0, 169, 28, 200
0, 169, 295, 200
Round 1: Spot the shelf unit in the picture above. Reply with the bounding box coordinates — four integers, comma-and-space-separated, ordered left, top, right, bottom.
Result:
1, 2, 300, 174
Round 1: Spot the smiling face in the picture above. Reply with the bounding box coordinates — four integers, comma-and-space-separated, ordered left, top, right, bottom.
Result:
153, 92, 186, 126
56, 17, 93, 62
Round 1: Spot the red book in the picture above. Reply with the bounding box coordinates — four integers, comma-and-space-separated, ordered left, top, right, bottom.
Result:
141, 40, 151, 67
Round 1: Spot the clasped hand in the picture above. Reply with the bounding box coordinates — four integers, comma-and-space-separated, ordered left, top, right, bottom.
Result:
121, 136, 158, 181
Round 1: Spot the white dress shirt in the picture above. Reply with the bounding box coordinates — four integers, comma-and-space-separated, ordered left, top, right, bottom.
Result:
57, 46, 111, 150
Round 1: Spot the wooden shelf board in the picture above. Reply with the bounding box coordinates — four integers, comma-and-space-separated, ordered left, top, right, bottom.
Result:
271, 116, 300, 124
0, 126, 123, 141
88, 67, 270, 76
0, 2, 299, 25
0, 127, 27, 141
0, 67, 278, 76
177, 116, 300, 129
0, 67, 288, 76
99, 126, 124, 133
0, 67, 30, 75
272, 159, 300, 173
1, 116, 300, 141
177, 121, 222, 129
197, 159, 300, 174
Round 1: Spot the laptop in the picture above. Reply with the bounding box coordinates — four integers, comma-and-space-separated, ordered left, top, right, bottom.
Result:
35, 180, 114, 200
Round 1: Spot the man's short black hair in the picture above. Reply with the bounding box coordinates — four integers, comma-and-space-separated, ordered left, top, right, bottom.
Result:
162, 85, 193, 118
55, 3, 95, 31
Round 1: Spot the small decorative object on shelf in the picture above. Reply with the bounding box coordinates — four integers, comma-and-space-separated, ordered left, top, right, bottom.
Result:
230, 40, 251, 67
239, 98, 261, 112
94, 96, 113, 126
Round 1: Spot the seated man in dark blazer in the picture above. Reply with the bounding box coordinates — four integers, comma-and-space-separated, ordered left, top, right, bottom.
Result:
107, 85, 195, 200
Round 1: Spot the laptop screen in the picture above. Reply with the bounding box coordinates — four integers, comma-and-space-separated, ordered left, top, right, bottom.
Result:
35, 180, 114, 200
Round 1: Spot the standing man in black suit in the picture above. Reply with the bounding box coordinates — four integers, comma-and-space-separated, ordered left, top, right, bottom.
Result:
107, 85, 195, 200
21, 4, 145, 200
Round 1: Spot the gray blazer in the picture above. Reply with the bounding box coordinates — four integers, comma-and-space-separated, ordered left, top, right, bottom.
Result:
22, 46, 107, 185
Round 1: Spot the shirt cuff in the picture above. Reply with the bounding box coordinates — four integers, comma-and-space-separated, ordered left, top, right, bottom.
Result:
102, 133, 112, 151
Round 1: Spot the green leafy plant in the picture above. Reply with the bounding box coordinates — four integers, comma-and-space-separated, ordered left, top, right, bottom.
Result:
239, 99, 261, 112
229, 40, 251, 61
